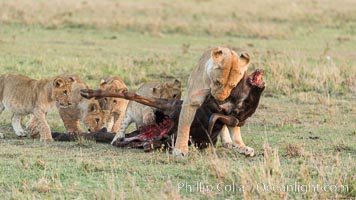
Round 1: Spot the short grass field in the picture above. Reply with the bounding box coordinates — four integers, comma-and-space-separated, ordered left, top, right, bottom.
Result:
0, 0, 355, 199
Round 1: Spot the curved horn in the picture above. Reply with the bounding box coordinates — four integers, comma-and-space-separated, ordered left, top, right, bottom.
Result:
80, 89, 179, 111
80, 89, 106, 99
208, 114, 239, 136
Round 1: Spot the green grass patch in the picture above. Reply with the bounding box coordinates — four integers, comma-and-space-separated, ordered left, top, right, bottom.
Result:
0, 0, 355, 199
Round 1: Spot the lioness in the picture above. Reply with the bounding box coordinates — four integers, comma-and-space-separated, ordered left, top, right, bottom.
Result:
111, 79, 181, 144
56, 74, 106, 134
174, 47, 251, 156
98, 76, 129, 133
0, 74, 73, 141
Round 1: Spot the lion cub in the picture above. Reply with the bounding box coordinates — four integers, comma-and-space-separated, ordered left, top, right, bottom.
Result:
0, 74, 73, 141
111, 79, 181, 144
98, 76, 129, 133
55, 74, 106, 134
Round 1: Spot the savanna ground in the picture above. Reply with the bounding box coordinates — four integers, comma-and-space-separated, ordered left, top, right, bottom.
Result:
0, 0, 355, 199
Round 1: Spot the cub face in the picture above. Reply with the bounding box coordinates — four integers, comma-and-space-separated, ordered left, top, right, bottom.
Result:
151, 79, 182, 100
82, 100, 106, 132
52, 76, 74, 108
99, 77, 128, 113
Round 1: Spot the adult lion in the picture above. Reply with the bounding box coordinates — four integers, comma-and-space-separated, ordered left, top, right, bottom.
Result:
173, 47, 251, 156
0, 74, 73, 141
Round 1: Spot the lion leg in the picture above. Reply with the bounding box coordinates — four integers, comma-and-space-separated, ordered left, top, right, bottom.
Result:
174, 88, 209, 156
112, 101, 129, 133
173, 104, 198, 156
59, 109, 83, 134
106, 114, 115, 132
73, 120, 84, 134
26, 115, 37, 138
174, 90, 208, 156
228, 126, 254, 157
33, 111, 53, 142
26, 115, 45, 139
111, 113, 132, 144
111, 113, 122, 133
64, 119, 82, 134
11, 114, 27, 137
220, 125, 233, 148
111, 101, 128, 133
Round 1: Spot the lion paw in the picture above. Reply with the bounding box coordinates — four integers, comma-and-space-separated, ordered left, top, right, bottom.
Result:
235, 146, 255, 157
16, 131, 28, 137
111, 132, 125, 145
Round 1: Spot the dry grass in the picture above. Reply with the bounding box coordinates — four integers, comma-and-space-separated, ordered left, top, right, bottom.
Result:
0, 0, 355, 199
0, 0, 355, 39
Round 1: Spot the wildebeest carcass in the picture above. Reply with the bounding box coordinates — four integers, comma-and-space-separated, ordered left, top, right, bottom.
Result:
55, 69, 265, 152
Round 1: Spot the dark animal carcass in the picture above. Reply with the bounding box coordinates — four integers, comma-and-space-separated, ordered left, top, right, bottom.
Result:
68, 69, 265, 151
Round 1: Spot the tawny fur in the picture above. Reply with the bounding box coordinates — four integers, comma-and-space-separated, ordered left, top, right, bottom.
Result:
98, 75, 128, 133
56, 74, 106, 133
77, 98, 106, 132
174, 47, 251, 156
0, 74, 73, 141
112, 80, 181, 143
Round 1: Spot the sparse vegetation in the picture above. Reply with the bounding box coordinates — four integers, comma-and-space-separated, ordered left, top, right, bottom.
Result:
0, 0, 355, 199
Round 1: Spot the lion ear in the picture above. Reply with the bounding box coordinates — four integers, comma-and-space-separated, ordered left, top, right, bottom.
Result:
212, 47, 223, 58
53, 77, 66, 88
66, 75, 77, 83
212, 47, 225, 67
122, 87, 128, 93
173, 79, 181, 88
100, 79, 107, 86
238, 53, 250, 69
151, 87, 160, 95
89, 103, 99, 113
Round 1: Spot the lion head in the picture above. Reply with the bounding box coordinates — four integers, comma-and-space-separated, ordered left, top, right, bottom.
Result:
208, 47, 250, 101
151, 79, 182, 100
61, 74, 88, 106
81, 99, 106, 132
98, 76, 128, 113
52, 76, 75, 108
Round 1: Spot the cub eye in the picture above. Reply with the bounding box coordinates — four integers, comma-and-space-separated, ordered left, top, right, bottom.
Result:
173, 94, 177, 98
63, 90, 68, 96
113, 100, 117, 104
